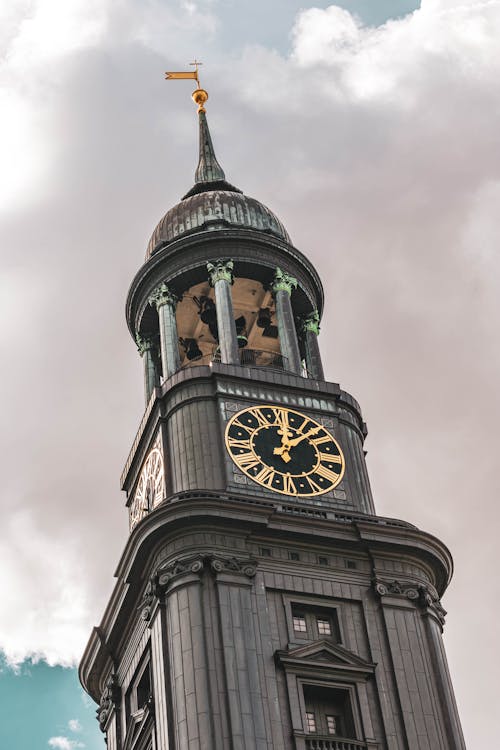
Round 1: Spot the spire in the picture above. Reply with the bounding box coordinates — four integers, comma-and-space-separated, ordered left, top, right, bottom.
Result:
195, 109, 226, 183
182, 86, 242, 199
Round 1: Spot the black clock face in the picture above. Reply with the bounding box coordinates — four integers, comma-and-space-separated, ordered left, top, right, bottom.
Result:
225, 405, 345, 496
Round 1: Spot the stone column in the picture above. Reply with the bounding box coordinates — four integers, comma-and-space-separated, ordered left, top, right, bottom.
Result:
136, 334, 158, 404
272, 267, 301, 375
300, 309, 325, 381
207, 260, 239, 365
157, 556, 217, 750
149, 283, 180, 381
423, 597, 467, 750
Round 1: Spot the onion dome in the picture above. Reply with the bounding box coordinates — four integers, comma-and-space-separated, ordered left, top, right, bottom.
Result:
146, 106, 290, 258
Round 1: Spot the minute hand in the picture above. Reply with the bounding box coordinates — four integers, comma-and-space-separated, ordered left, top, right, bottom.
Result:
273, 426, 322, 456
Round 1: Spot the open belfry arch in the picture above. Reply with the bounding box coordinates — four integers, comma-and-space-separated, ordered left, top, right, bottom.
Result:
79, 69, 466, 750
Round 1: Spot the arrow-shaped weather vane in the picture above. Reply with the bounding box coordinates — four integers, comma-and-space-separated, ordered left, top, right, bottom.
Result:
165, 60, 208, 112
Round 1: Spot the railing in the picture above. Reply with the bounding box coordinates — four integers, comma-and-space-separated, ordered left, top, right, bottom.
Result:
182, 347, 289, 372
305, 738, 368, 750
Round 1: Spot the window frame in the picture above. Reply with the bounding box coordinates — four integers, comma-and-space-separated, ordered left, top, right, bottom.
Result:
284, 594, 344, 645
298, 678, 362, 741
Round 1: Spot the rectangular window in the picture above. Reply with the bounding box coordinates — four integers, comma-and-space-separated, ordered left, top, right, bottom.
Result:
305, 712, 316, 733
326, 715, 338, 735
318, 556, 329, 566
293, 615, 307, 633
289, 551, 300, 561
260, 547, 271, 557
317, 617, 332, 636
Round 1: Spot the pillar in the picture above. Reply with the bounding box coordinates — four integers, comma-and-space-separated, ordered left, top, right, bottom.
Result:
423, 598, 467, 750
300, 309, 325, 381
272, 267, 301, 375
149, 283, 180, 381
136, 334, 158, 404
207, 260, 239, 365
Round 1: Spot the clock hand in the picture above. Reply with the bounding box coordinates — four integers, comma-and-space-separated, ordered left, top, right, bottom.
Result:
274, 425, 323, 457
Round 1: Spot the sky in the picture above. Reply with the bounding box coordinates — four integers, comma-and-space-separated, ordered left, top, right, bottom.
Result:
1, 0, 499, 747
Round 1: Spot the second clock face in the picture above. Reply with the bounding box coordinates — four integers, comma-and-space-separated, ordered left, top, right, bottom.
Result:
225, 405, 345, 496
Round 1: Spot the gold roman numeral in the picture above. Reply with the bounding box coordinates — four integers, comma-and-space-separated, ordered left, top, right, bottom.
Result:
231, 419, 252, 434
248, 409, 271, 428
283, 474, 297, 495
318, 452, 342, 465
273, 407, 290, 429
315, 463, 341, 483
237, 452, 261, 471
311, 433, 331, 446
255, 465, 276, 487
227, 436, 251, 450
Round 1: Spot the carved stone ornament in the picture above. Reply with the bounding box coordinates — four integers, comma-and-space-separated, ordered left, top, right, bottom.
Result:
154, 554, 257, 591
139, 580, 157, 622
156, 555, 205, 589
210, 555, 257, 578
272, 267, 298, 296
148, 282, 178, 310
373, 577, 447, 626
299, 309, 321, 336
135, 334, 155, 356
97, 673, 120, 733
207, 259, 234, 285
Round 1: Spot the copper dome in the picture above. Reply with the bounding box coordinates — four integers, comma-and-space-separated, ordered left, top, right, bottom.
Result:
146, 189, 291, 258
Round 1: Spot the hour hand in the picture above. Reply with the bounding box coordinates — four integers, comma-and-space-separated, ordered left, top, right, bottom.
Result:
274, 448, 292, 463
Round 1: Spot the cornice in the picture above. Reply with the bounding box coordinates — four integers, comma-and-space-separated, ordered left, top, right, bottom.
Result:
79, 491, 453, 703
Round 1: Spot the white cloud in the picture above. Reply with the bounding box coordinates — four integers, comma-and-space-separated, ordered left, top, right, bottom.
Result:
290, 0, 500, 101
68, 719, 82, 733
0, 512, 93, 667
48, 738, 84, 750
5, 0, 108, 70
0, 0, 499, 745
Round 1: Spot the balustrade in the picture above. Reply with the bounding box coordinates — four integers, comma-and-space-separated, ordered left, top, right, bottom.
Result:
305, 738, 368, 750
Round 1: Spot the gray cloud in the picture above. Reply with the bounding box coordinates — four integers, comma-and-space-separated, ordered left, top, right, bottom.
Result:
0, 0, 497, 745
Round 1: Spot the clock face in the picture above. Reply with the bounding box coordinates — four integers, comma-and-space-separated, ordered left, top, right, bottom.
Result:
129, 447, 165, 531
225, 405, 345, 497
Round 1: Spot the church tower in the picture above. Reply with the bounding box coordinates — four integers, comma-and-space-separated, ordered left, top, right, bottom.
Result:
79, 79, 466, 750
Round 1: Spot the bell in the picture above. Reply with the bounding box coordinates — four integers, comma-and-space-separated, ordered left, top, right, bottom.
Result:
181, 338, 202, 361
235, 315, 246, 335
200, 297, 217, 325
257, 308, 271, 328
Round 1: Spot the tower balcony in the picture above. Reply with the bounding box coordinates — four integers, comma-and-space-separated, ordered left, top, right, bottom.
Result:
181, 345, 290, 373
303, 737, 370, 750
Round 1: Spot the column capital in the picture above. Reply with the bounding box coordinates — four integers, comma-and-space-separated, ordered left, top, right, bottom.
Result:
149, 283, 178, 310
136, 333, 155, 356
300, 309, 321, 336
207, 259, 234, 286
272, 267, 297, 296
97, 673, 120, 733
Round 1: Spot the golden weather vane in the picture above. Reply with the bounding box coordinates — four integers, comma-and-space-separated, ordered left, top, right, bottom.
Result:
165, 59, 208, 113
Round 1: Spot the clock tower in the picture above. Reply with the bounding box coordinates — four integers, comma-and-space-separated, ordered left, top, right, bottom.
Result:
80, 82, 466, 750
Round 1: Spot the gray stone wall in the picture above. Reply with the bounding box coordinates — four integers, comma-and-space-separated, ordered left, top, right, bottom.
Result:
90, 514, 463, 750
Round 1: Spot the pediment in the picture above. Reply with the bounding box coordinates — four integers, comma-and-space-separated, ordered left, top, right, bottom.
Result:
276, 640, 375, 675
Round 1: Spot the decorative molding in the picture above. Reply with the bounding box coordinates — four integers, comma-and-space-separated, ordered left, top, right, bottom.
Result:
272, 267, 298, 296
299, 309, 321, 336
139, 580, 156, 622
148, 282, 178, 310
207, 259, 234, 285
97, 673, 120, 733
143, 554, 258, 598
157, 555, 205, 588
373, 577, 447, 626
135, 334, 155, 356
210, 554, 257, 578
